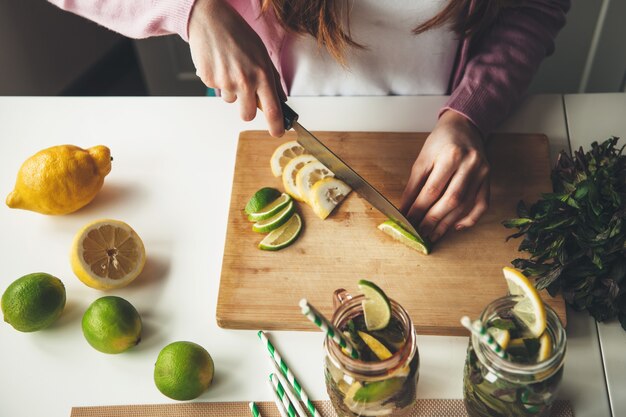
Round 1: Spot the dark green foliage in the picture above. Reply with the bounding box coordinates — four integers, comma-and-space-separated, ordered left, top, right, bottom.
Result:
503, 137, 626, 330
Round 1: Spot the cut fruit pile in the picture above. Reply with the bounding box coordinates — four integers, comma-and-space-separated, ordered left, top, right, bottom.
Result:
244, 187, 302, 251
271, 141, 351, 220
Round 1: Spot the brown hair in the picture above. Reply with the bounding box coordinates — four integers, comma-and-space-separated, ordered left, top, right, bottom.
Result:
261, 0, 510, 63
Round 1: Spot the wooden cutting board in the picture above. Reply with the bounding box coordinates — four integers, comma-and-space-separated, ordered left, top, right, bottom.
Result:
217, 131, 566, 335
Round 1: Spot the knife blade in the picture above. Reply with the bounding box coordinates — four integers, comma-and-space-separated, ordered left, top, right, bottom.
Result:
279, 102, 421, 238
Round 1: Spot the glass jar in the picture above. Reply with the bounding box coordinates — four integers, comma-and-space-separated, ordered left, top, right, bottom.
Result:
463, 297, 566, 417
324, 289, 419, 417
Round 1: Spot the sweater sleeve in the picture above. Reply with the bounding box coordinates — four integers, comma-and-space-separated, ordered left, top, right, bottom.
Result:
442, 0, 570, 135
47, 0, 196, 41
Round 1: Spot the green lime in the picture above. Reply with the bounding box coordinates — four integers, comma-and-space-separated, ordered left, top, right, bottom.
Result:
154, 341, 214, 401
252, 201, 295, 233
245, 187, 281, 215
352, 378, 405, 403
358, 279, 391, 331
1, 272, 66, 332
82, 296, 142, 354
248, 193, 292, 221
259, 213, 302, 250
377, 219, 431, 255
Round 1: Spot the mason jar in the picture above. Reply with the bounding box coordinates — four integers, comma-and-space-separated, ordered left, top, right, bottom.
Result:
324, 289, 419, 417
463, 297, 566, 417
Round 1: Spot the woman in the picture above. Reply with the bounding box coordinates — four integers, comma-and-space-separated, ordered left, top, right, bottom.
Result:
47, 0, 570, 242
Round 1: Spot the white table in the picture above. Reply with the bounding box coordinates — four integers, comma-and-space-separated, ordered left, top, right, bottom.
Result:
565, 92, 626, 417
0, 96, 611, 417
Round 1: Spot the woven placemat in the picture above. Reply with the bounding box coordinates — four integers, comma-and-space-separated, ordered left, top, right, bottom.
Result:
71, 399, 573, 417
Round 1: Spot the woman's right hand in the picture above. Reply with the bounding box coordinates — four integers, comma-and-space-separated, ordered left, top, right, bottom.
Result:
188, 0, 286, 137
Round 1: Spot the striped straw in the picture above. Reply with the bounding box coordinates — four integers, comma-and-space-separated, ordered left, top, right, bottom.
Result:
299, 298, 359, 359
270, 373, 297, 417
249, 402, 262, 417
460, 316, 509, 360
258, 331, 321, 417
267, 379, 290, 417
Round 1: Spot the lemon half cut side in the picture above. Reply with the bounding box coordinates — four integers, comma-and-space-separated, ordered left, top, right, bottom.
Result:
71, 219, 146, 290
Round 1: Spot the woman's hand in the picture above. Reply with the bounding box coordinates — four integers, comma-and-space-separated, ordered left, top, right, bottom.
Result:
400, 110, 490, 242
188, 0, 286, 137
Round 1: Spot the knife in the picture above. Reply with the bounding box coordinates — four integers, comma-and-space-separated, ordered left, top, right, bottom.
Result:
279, 102, 422, 238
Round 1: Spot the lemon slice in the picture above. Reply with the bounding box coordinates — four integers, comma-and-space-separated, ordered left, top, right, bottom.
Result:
502, 267, 547, 338
70, 219, 146, 290
357, 331, 392, 360
282, 155, 318, 201
358, 279, 391, 331
537, 332, 553, 362
295, 161, 335, 204
248, 193, 292, 221
377, 219, 431, 255
252, 201, 295, 233
258, 214, 302, 251
488, 327, 510, 350
309, 177, 351, 219
270, 140, 308, 177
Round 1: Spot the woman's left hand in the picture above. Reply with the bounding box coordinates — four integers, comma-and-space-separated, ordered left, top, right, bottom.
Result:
400, 110, 490, 242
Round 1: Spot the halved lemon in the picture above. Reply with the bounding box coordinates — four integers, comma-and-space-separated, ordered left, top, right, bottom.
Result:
258, 213, 302, 251
270, 141, 308, 177
309, 177, 351, 219
282, 155, 318, 201
295, 160, 334, 204
377, 219, 430, 255
70, 219, 146, 290
502, 267, 547, 338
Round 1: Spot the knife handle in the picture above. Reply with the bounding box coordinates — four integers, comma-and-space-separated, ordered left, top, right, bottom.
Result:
257, 98, 299, 131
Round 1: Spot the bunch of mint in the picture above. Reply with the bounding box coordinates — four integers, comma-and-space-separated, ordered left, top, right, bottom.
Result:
503, 137, 626, 330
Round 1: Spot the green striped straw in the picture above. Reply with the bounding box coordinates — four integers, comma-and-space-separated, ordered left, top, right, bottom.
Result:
249, 402, 262, 417
267, 379, 289, 417
299, 298, 359, 359
461, 316, 509, 360
270, 373, 297, 417
258, 331, 320, 417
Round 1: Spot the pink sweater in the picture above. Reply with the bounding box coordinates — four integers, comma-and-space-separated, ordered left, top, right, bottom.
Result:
48, 0, 570, 135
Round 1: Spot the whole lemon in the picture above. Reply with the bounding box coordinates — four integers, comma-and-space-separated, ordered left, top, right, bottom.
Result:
6, 144, 111, 215
1, 273, 66, 332
154, 341, 214, 401
82, 296, 142, 354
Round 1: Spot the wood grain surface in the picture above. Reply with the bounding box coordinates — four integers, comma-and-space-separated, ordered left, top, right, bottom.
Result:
217, 131, 566, 335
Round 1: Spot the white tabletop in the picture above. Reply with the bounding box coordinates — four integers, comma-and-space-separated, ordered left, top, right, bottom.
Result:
565, 92, 626, 417
0, 96, 611, 417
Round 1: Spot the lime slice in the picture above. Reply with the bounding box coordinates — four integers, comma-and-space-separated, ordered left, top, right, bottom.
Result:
244, 187, 281, 215
352, 378, 405, 403
357, 331, 392, 360
377, 219, 430, 255
252, 201, 295, 233
358, 279, 391, 331
502, 267, 546, 338
248, 193, 292, 221
258, 214, 302, 250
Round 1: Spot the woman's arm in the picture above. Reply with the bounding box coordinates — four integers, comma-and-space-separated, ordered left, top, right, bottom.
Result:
46, 0, 196, 40
444, 0, 571, 136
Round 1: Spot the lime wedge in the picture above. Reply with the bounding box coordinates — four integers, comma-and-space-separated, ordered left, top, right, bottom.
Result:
377, 219, 430, 255
245, 187, 281, 215
358, 279, 391, 331
248, 193, 292, 221
352, 378, 405, 403
357, 331, 392, 360
502, 267, 546, 338
258, 214, 302, 250
252, 201, 295, 233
